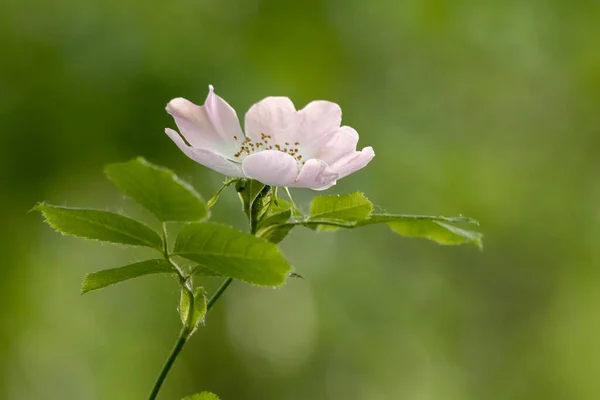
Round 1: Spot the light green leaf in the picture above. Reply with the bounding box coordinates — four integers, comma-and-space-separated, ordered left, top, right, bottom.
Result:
182, 392, 220, 400
105, 157, 208, 222
173, 222, 291, 286
36, 203, 163, 249
308, 192, 373, 231
358, 214, 483, 248
81, 259, 174, 294
179, 287, 207, 334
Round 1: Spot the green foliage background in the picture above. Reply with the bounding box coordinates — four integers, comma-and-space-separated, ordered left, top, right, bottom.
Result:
1, 0, 599, 398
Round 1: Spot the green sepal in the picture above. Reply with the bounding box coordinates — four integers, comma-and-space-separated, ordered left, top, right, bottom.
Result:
256, 198, 298, 244
236, 179, 266, 219
179, 287, 207, 334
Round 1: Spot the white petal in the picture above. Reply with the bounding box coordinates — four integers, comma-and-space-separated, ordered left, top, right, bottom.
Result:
291, 159, 339, 190
204, 85, 244, 143
329, 146, 375, 179
244, 97, 298, 142
165, 128, 244, 177
296, 101, 342, 154
314, 126, 359, 165
241, 150, 298, 187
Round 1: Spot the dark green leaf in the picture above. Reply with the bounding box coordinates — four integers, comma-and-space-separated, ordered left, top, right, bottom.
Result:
36, 203, 163, 249
81, 259, 174, 294
182, 392, 220, 400
105, 157, 208, 222
173, 222, 291, 286
179, 287, 207, 334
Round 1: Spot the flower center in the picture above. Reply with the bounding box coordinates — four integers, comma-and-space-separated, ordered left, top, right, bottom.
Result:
232, 133, 306, 166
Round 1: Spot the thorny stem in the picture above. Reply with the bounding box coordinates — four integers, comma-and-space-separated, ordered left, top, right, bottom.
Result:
148, 184, 269, 399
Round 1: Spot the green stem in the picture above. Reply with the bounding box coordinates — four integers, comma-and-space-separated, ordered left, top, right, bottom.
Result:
207, 277, 233, 311
148, 224, 196, 400
147, 320, 193, 400
148, 185, 267, 399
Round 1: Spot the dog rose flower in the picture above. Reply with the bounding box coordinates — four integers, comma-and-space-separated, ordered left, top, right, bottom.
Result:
165, 86, 374, 190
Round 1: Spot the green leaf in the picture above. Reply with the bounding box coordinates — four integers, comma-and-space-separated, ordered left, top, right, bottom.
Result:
105, 157, 208, 222
35, 203, 163, 249
81, 259, 174, 294
183, 392, 220, 400
179, 287, 207, 334
308, 192, 373, 230
358, 214, 483, 248
173, 222, 291, 286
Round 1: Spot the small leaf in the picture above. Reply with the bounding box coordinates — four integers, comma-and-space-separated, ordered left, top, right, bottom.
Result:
105, 157, 208, 222
179, 287, 207, 334
183, 392, 220, 400
358, 213, 483, 248
308, 192, 373, 230
81, 259, 174, 294
173, 222, 291, 286
36, 203, 163, 249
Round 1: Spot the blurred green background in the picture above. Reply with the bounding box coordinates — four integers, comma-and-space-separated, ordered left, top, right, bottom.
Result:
2, 0, 600, 398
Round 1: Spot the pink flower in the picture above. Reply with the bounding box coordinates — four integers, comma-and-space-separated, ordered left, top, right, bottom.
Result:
165, 86, 374, 190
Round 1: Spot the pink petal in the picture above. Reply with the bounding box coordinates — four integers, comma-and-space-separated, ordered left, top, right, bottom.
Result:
241, 150, 298, 187
313, 126, 359, 165
244, 97, 298, 143
165, 128, 244, 177
296, 101, 342, 155
291, 159, 339, 191
204, 85, 244, 144
166, 98, 219, 148
329, 146, 375, 179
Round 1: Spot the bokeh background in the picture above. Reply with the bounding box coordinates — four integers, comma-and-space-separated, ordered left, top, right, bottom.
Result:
2, 0, 600, 399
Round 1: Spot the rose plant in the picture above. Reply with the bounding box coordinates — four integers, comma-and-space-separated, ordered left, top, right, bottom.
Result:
35, 86, 482, 399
